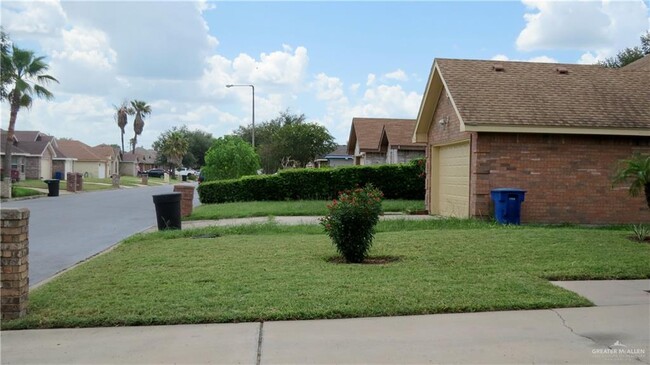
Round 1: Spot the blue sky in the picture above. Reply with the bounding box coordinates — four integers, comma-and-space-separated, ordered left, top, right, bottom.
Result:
1, 1, 649, 148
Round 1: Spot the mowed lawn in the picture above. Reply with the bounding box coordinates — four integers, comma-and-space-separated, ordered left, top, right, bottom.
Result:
3, 220, 648, 330
187, 200, 426, 220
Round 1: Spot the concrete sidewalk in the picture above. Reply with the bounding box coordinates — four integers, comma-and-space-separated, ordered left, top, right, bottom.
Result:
1, 280, 648, 364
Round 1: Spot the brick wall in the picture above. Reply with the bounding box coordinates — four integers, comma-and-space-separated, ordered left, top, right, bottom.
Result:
472, 133, 650, 224
362, 152, 386, 165
394, 149, 425, 164
173, 185, 195, 217
52, 160, 65, 179
25, 157, 40, 180
1, 208, 29, 320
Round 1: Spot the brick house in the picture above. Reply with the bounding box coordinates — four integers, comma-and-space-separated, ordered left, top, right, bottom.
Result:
347, 118, 425, 165
412, 56, 650, 224
92, 144, 120, 176
57, 139, 111, 179
0, 130, 74, 180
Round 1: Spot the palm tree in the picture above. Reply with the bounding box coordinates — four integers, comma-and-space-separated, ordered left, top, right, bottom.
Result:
130, 99, 151, 153
2, 45, 58, 197
613, 153, 650, 209
114, 101, 133, 155
161, 130, 189, 176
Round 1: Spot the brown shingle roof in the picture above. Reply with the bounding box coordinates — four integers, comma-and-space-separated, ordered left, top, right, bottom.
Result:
57, 140, 104, 161
0, 129, 52, 156
381, 120, 426, 150
92, 144, 119, 160
348, 118, 424, 154
621, 54, 650, 72
436, 58, 650, 130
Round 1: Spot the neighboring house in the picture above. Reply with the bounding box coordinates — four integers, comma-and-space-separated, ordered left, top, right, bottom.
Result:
93, 144, 120, 176
347, 118, 425, 165
57, 139, 110, 178
135, 147, 157, 171
412, 56, 650, 224
120, 152, 140, 176
0, 129, 72, 180
314, 145, 353, 168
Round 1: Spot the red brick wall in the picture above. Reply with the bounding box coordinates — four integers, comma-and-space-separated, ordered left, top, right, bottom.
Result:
473, 133, 650, 224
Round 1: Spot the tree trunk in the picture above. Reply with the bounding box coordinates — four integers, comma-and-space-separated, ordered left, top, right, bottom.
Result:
132, 135, 137, 154
120, 131, 125, 155
645, 183, 650, 209
1, 93, 20, 198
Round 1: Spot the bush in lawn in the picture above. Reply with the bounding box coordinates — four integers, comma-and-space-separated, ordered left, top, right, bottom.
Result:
321, 185, 384, 263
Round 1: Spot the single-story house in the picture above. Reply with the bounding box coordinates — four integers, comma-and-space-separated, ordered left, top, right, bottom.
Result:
120, 152, 140, 176
314, 145, 353, 168
412, 56, 650, 224
135, 147, 158, 171
347, 118, 425, 165
57, 139, 111, 179
93, 144, 120, 176
0, 130, 75, 180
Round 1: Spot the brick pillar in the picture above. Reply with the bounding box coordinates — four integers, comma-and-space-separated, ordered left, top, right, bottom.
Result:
173, 185, 195, 217
111, 174, 120, 188
76, 173, 83, 191
141, 175, 148, 185
1, 177, 11, 199
1, 208, 29, 320
66, 173, 77, 192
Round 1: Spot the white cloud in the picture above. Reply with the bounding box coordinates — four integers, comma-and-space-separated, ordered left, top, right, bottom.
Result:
384, 69, 408, 81
491, 54, 510, 61
516, 0, 648, 57
490, 54, 558, 63
1, 0, 67, 38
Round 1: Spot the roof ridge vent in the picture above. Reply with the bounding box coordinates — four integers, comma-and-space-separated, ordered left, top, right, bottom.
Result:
492, 64, 505, 72
556, 67, 569, 74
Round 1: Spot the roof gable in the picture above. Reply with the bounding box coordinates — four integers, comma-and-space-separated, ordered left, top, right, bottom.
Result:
414, 58, 650, 141
348, 118, 423, 154
57, 140, 105, 161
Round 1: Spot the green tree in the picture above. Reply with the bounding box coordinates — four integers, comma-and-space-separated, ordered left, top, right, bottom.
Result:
600, 31, 650, 68
152, 126, 215, 168
0, 27, 12, 101
235, 111, 336, 173
613, 153, 650, 209
2, 45, 58, 197
160, 130, 189, 175
203, 135, 259, 181
130, 99, 151, 153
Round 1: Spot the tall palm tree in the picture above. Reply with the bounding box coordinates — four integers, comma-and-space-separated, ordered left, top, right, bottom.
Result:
114, 101, 133, 155
2, 45, 58, 197
130, 99, 151, 153
162, 130, 189, 175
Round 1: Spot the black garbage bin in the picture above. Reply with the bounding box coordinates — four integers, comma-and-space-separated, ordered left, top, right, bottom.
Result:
44, 179, 60, 197
152, 193, 182, 230
181, 175, 187, 182
490, 188, 526, 225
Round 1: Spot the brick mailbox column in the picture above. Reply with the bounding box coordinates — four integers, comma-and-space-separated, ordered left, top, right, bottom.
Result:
173, 185, 195, 217
76, 173, 83, 191
1, 208, 29, 320
141, 175, 148, 185
67, 172, 77, 192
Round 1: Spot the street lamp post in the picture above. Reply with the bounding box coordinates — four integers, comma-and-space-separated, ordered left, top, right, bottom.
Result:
226, 84, 255, 148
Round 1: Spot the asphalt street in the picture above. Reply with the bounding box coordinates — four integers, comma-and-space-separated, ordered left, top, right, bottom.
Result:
2, 183, 199, 286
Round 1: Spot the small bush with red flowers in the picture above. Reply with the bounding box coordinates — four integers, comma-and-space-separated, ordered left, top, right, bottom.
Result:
320, 185, 384, 263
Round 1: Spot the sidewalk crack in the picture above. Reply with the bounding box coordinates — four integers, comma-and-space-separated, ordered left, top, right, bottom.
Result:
256, 321, 264, 365
550, 309, 598, 345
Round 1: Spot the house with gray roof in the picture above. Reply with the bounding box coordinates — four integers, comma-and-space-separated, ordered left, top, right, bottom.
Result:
0, 130, 74, 180
412, 56, 650, 224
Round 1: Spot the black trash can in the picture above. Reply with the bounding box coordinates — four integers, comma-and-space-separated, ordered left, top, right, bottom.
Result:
44, 179, 60, 197
152, 193, 182, 230
181, 175, 187, 182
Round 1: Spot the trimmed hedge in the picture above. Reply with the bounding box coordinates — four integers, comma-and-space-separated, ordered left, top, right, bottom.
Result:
197, 160, 425, 204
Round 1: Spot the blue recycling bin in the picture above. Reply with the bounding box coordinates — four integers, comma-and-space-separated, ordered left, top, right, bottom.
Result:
54, 171, 63, 180
490, 188, 526, 225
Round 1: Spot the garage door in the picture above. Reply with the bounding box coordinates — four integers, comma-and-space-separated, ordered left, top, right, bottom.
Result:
98, 163, 106, 179
434, 141, 470, 217
40, 157, 52, 179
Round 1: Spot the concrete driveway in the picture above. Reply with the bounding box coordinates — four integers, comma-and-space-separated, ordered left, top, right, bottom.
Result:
2, 183, 199, 286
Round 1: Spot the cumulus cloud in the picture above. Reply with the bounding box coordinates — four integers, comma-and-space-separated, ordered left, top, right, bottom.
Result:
491, 54, 557, 63
516, 0, 649, 58
1, 0, 67, 38
383, 69, 408, 81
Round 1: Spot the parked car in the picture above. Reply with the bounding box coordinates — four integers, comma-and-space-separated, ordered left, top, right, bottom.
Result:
146, 168, 166, 178
175, 167, 198, 177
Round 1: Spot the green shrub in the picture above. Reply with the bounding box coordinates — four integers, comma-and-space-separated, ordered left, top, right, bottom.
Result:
320, 185, 383, 263
632, 224, 649, 242
187, 174, 197, 181
197, 160, 425, 204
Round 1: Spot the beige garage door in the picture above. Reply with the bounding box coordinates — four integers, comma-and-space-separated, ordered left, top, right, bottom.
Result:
40, 156, 52, 179
434, 141, 470, 217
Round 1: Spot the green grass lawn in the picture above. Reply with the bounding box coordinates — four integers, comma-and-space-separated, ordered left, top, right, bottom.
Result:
14, 176, 170, 193
4, 220, 648, 330
11, 186, 44, 198
188, 200, 426, 220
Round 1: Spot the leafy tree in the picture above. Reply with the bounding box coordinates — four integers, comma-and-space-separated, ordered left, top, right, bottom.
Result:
130, 99, 151, 153
202, 135, 259, 181
159, 130, 189, 175
152, 126, 215, 168
613, 153, 650, 209
2, 45, 58, 197
600, 31, 650, 68
235, 111, 336, 173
